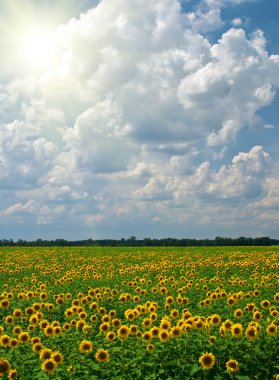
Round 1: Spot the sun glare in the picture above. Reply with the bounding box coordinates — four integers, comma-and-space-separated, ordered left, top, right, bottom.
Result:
19, 27, 57, 70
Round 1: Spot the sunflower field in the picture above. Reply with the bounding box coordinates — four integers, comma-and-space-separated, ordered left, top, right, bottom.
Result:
0, 246, 279, 379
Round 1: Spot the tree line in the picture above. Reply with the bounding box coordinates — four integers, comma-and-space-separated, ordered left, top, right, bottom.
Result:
0, 236, 277, 247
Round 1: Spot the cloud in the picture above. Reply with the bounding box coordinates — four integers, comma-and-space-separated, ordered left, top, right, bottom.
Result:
0, 0, 279, 239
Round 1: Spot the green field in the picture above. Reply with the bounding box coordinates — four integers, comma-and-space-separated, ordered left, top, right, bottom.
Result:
0, 246, 279, 379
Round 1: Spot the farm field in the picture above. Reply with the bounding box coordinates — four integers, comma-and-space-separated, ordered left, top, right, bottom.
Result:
0, 246, 279, 379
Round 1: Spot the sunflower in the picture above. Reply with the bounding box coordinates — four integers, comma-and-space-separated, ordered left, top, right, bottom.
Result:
52, 351, 63, 365
245, 326, 258, 340
29, 314, 38, 325
12, 326, 22, 336
231, 323, 243, 337
40, 320, 49, 330
32, 343, 44, 354
208, 335, 217, 344
106, 331, 116, 342
160, 319, 171, 330
54, 326, 62, 337
0, 358, 11, 376
142, 331, 152, 342
40, 349, 53, 361
44, 325, 54, 337
266, 324, 277, 336
99, 322, 110, 334
125, 310, 135, 322
210, 314, 221, 326
12, 309, 22, 319
102, 315, 110, 323
109, 310, 117, 318
112, 318, 121, 328
253, 311, 262, 322
227, 297, 235, 306
171, 326, 182, 338
0, 299, 10, 308
76, 319, 86, 330
31, 336, 41, 345
8, 369, 19, 380
164, 295, 173, 304
64, 309, 73, 318
95, 349, 110, 363
42, 359, 57, 375
0, 334, 10, 348
194, 319, 204, 330
129, 325, 139, 335
78, 311, 87, 320
234, 309, 243, 319
261, 300, 270, 309
63, 323, 71, 332
142, 318, 152, 328
226, 359, 239, 373
9, 338, 19, 348
223, 320, 233, 331
159, 330, 169, 343
117, 325, 130, 340
5, 316, 14, 326
170, 309, 179, 319
150, 326, 160, 338
147, 344, 154, 352
79, 340, 93, 354
199, 352, 215, 370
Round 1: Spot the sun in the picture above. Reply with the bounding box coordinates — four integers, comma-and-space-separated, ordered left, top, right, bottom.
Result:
19, 27, 57, 71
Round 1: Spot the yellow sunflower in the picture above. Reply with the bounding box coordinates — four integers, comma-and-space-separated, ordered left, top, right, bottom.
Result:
117, 325, 130, 340
266, 324, 277, 336
199, 352, 215, 370
95, 349, 110, 363
226, 359, 239, 373
0, 358, 11, 376
231, 323, 243, 337
42, 359, 57, 375
79, 340, 93, 354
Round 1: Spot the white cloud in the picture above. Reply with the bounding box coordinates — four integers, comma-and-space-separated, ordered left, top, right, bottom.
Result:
231, 17, 242, 27
0, 0, 279, 238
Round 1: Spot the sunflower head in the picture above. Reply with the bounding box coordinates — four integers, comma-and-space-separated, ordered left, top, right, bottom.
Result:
117, 325, 130, 340
211, 314, 221, 326
95, 349, 110, 363
40, 349, 53, 361
199, 352, 215, 370
52, 351, 63, 365
79, 340, 93, 354
245, 326, 258, 340
231, 323, 243, 337
171, 326, 182, 338
159, 330, 169, 343
106, 331, 116, 342
42, 359, 57, 375
32, 343, 44, 354
226, 359, 239, 373
142, 331, 152, 342
147, 344, 154, 352
8, 368, 19, 379
0, 335, 11, 348
266, 324, 277, 336
0, 358, 11, 376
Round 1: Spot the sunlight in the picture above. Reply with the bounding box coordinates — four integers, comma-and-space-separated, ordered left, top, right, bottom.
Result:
19, 27, 57, 70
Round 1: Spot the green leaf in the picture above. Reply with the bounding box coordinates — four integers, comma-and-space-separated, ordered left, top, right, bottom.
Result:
235, 376, 251, 380
190, 364, 201, 376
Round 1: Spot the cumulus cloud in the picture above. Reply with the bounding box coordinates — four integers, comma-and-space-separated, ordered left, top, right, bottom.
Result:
0, 0, 278, 238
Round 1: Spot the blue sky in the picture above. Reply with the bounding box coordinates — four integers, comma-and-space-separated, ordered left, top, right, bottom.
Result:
0, 0, 278, 240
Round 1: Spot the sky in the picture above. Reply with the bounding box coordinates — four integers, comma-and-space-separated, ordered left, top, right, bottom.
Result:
0, 0, 279, 241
